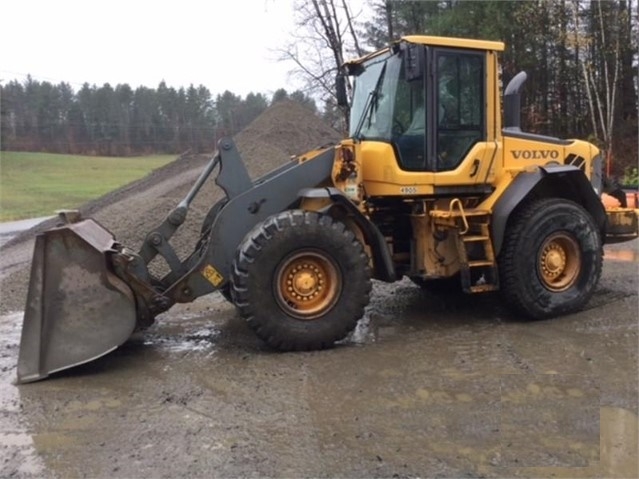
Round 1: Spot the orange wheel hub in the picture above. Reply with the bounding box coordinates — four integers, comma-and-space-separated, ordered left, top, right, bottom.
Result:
539, 233, 581, 291
276, 251, 341, 319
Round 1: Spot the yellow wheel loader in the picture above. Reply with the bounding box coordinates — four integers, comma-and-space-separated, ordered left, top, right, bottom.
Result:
18, 36, 639, 383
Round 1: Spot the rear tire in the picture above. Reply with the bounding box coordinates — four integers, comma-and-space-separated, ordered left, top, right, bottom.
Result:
498, 198, 602, 319
231, 210, 372, 351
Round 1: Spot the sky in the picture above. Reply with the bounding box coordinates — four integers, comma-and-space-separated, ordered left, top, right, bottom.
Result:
0, 0, 312, 98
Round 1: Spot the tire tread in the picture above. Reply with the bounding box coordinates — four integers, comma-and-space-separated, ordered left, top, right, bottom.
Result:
232, 210, 372, 351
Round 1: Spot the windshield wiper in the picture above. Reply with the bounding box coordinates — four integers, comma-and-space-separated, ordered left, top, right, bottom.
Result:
353, 63, 387, 140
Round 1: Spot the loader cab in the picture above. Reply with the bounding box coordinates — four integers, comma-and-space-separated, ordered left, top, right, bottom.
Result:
347, 36, 503, 178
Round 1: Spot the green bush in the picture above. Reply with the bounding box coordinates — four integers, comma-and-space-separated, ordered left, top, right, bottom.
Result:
621, 166, 639, 188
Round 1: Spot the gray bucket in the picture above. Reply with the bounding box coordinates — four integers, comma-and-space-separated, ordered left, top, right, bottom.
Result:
17, 219, 137, 383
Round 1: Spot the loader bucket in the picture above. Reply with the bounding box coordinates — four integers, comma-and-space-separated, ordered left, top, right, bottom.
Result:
17, 219, 137, 383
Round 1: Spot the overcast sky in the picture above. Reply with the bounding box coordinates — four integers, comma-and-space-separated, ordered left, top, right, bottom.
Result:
0, 0, 314, 97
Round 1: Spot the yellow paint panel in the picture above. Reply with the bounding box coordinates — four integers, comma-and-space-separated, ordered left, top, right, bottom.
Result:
359, 140, 502, 194
433, 142, 498, 187
501, 136, 600, 184
201, 264, 224, 287
360, 141, 435, 196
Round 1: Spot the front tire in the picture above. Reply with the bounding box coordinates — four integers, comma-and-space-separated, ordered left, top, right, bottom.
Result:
498, 198, 602, 319
231, 210, 372, 351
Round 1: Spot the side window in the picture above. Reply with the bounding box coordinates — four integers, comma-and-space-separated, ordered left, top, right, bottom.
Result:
393, 75, 426, 171
436, 52, 484, 171
394, 61, 426, 170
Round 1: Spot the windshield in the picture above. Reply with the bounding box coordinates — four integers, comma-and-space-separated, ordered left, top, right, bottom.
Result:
349, 52, 402, 139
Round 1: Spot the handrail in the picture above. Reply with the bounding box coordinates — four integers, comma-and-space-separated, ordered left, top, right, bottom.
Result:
449, 198, 469, 234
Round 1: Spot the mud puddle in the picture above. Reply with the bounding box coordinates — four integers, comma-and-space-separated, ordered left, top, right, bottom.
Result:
604, 240, 639, 263
0, 312, 48, 478
605, 249, 638, 262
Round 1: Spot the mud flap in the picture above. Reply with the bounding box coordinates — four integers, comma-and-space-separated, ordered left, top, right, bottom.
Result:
17, 219, 137, 383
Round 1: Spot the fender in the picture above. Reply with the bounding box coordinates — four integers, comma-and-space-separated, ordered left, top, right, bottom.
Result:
299, 187, 396, 282
492, 165, 607, 255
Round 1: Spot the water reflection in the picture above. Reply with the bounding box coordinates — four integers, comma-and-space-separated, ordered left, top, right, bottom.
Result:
0, 312, 46, 477
605, 249, 638, 262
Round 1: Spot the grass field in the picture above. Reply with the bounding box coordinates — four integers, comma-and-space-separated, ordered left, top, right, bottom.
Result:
0, 151, 175, 221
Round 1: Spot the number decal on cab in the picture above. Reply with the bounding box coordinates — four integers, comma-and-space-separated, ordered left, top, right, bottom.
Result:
400, 186, 418, 195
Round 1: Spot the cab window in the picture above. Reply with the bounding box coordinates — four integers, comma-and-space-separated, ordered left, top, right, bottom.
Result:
436, 52, 485, 171
393, 65, 426, 170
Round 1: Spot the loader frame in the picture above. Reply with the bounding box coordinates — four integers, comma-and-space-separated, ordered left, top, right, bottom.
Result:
113, 140, 338, 322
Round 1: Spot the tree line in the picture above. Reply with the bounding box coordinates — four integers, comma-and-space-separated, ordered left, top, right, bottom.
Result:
290, 0, 637, 175
2, 1, 637, 174
0, 79, 317, 156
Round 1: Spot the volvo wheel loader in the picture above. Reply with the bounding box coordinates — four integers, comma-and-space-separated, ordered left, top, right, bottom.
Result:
17, 36, 639, 383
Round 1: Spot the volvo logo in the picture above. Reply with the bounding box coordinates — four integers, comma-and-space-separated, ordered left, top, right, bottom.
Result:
511, 150, 560, 160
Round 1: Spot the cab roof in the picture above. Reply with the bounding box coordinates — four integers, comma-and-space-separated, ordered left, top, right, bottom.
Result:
344, 35, 505, 68
402, 35, 505, 52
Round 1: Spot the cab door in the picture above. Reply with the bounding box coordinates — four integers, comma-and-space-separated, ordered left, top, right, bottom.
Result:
430, 49, 494, 188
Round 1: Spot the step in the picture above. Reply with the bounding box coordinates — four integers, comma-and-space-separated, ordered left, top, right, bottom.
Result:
462, 209, 491, 217
468, 284, 499, 293
467, 260, 495, 267
461, 235, 490, 242
430, 208, 490, 219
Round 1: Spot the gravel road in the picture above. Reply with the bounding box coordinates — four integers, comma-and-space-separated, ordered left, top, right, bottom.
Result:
1, 102, 636, 478
1, 240, 636, 478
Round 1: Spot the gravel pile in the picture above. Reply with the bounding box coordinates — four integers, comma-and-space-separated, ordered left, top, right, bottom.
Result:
0, 100, 340, 313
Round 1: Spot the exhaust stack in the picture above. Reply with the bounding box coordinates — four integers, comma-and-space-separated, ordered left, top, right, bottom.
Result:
503, 71, 527, 131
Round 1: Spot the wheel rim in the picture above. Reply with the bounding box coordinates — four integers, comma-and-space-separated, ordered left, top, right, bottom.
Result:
275, 251, 341, 320
538, 233, 581, 292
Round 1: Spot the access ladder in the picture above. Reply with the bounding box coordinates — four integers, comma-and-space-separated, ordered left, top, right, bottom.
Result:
430, 199, 499, 293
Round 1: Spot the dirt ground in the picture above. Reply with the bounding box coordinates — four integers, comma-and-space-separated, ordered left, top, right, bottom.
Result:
0, 240, 637, 478
0, 102, 637, 478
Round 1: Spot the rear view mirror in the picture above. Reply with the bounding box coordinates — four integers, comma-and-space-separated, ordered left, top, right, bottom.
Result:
336, 73, 348, 107
404, 44, 424, 81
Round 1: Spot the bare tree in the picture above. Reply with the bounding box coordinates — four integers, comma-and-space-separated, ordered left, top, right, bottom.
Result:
279, 0, 365, 130
571, 0, 622, 173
